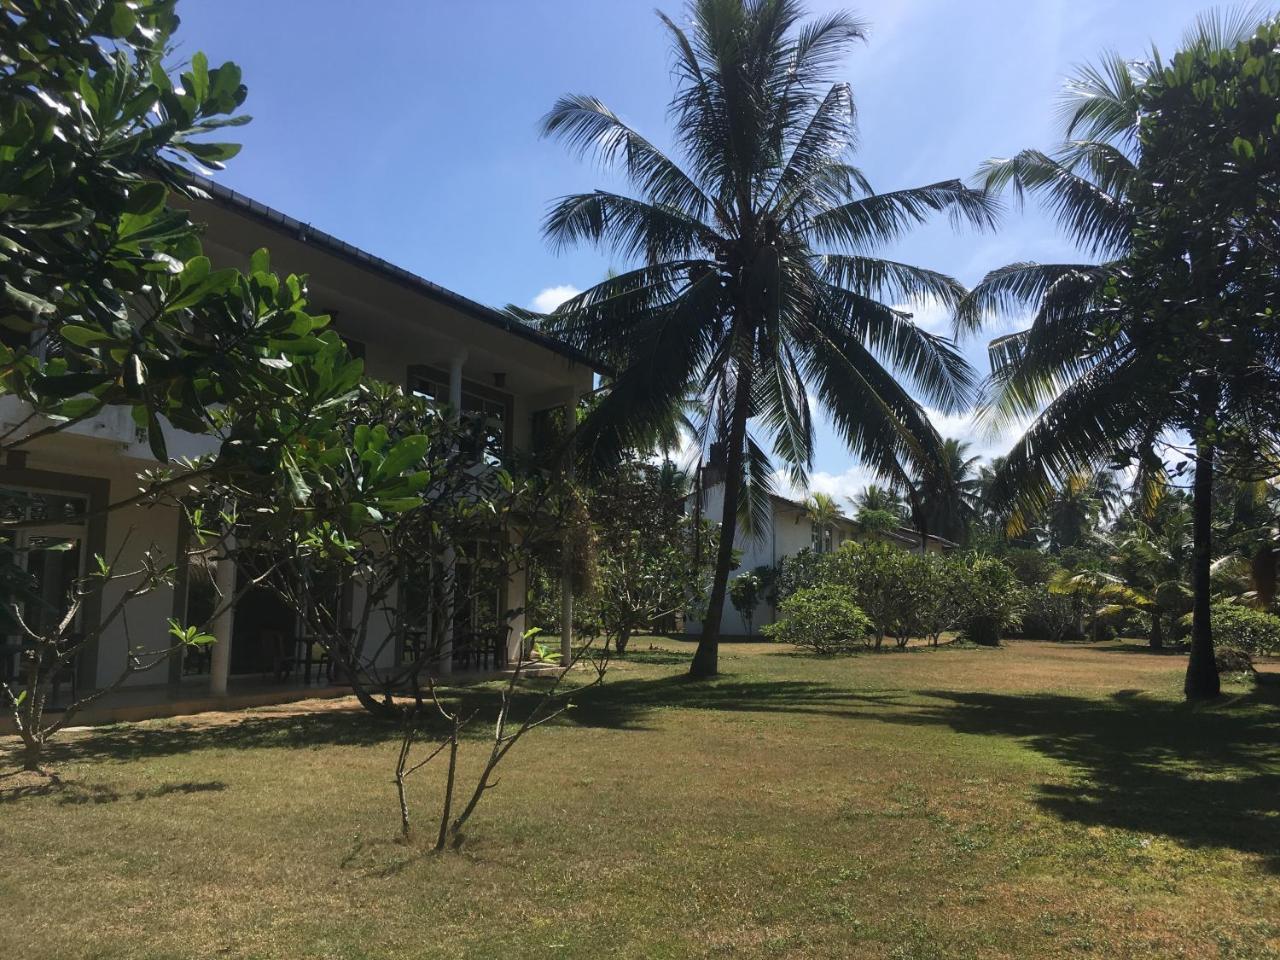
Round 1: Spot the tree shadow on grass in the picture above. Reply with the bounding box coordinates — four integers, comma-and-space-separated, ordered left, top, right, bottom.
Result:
0, 708, 399, 772
0, 775, 226, 806
550, 674, 907, 730
872, 676, 1280, 871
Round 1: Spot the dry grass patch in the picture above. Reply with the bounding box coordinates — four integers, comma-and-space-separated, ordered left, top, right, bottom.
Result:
2, 638, 1278, 959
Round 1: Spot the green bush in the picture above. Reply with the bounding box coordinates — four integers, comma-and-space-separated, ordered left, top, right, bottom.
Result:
762, 584, 872, 654
958, 556, 1026, 647
1214, 645, 1256, 675
1211, 603, 1280, 656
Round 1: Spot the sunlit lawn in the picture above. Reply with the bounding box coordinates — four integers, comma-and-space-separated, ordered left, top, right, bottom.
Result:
2, 637, 1278, 959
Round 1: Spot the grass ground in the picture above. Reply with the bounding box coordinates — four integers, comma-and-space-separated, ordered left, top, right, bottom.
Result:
2, 638, 1278, 959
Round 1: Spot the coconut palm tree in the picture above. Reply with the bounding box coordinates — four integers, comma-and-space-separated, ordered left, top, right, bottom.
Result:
540, 0, 995, 677
912, 437, 981, 544
804, 491, 842, 553
956, 10, 1277, 699
1109, 508, 1193, 649
850, 483, 906, 519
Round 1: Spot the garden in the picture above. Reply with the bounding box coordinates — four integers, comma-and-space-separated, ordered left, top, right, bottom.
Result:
2, 1, 1280, 957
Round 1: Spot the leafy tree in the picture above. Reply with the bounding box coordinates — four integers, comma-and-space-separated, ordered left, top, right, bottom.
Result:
539, 0, 994, 677
0, 0, 348, 768
590, 458, 715, 653
824, 541, 912, 650
774, 547, 825, 603
762, 584, 870, 653
959, 556, 1026, 646
200, 382, 582, 721
729, 570, 763, 636
959, 12, 1280, 698
912, 553, 970, 646
0, 1, 329, 464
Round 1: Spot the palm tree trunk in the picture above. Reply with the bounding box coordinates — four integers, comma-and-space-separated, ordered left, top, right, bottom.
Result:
1252, 543, 1276, 611
691, 365, 753, 679
1149, 611, 1164, 651
1185, 421, 1221, 700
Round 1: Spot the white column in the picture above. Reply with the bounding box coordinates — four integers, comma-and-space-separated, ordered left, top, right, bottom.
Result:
448, 352, 465, 413
439, 350, 467, 676
560, 387, 577, 667
505, 552, 527, 666
209, 535, 236, 696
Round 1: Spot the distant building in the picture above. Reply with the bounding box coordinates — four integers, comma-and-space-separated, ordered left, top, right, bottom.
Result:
685, 482, 955, 638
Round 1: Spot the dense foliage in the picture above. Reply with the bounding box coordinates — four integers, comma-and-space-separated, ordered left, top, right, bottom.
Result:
761, 584, 870, 653
766, 542, 1026, 653
958, 13, 1280, 698
1210, 604, 1280, 658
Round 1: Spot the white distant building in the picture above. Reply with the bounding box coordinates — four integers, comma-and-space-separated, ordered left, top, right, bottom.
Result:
685, 482, 955, 638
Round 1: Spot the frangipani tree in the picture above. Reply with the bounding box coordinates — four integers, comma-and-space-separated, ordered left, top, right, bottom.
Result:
540, 0, 995, 677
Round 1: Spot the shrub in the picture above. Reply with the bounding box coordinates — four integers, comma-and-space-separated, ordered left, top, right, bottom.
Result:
823, 541, 913, 650
1214, 645, 1256, 675
1021, 584, 1085, 642
729, 571, 764, 635
1211, 603, 1280, 656
958, 556, 1026, 647
762, 584, 872, 654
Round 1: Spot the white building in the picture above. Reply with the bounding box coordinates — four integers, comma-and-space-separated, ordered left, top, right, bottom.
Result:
685, 482, 954, 638
0, 180, 598, 713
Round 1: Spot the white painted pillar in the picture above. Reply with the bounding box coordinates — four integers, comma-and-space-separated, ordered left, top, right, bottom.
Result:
448, 352, 465, 413
439, 350, 467, 676
505, 554, 527, 666
209, 535, 236, 696
560, 387, 577, 667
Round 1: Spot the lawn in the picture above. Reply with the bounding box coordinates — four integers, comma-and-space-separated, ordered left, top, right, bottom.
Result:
2, 638, 1278, 959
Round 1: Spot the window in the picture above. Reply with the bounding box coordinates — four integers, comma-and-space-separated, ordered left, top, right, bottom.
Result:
0, 489, 88, 684
409, 370, 510, 462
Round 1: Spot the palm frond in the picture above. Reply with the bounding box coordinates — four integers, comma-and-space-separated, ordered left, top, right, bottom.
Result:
737, 433, 779, 543
956, 261, 1105, 335
798, 322, 944, 487
977, 150, 1131, 256
811, 180, 999, 251
819, 283, 975, 415
539, 95, 713, 219
542, 191, 717, 261
820, 254, 966, 309
988, 354, 1164, 533
1057, 51, 1143, 147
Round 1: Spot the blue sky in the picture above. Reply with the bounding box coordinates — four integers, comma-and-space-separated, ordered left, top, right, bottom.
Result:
177, 0, 1216, 502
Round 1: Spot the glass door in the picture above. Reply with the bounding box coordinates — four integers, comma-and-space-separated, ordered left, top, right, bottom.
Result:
0, 489, 87, 685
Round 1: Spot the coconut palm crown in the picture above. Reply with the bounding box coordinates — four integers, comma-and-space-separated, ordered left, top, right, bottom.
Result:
538, 0, 996, 676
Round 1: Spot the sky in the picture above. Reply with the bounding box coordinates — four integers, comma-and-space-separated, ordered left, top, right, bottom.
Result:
176, 0, 1220, 504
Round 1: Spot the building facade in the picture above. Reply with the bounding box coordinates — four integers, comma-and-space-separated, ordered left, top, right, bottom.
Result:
685, 483, 954, 638
0, 180, 597, 706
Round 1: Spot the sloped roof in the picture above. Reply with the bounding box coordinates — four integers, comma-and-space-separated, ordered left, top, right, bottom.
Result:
185, 176, 605, 372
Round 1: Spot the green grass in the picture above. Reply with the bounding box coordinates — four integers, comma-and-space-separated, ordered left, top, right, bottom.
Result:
3, 638, 1279, 959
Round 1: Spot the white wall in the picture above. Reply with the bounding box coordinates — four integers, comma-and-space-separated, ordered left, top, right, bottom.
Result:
684, 486, 816, 638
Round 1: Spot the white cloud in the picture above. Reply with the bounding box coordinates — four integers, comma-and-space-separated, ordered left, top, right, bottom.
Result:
773, 464, 879, 507
894, 300, 952, 334
530, 284, 581, 313
923, 405, 1019, 461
